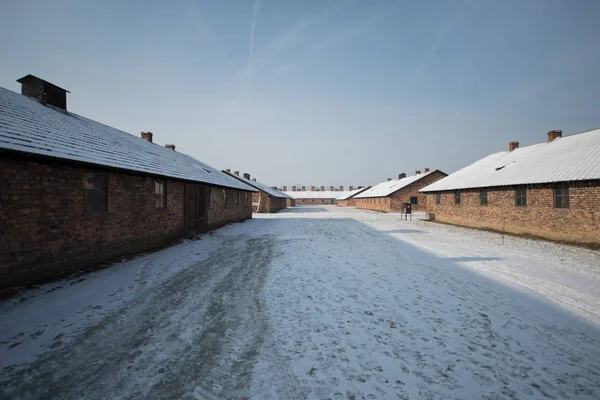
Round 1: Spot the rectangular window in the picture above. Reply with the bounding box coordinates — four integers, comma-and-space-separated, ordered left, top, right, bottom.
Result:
410, 196, 418, 205
223, 189, 227, 206
155, 180, 167, 209
312, 199, 315, 203
515, 188, 527, 207
84, 171, 108, 213
479, 190, 488, 206
454, 190, 461, 205
236, 191, 240, 205
436, 193, 441, 205
554, 185, 569, 208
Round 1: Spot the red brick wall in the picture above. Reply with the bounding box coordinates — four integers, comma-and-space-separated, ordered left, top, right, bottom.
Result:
208, 186, 252, 229
251, 192, 287, 213
286, 198, 295, 207
425, 181, 600, 246
295, 198, 336, 205
0, 154, 253, 289
356, 171, 446, 213
0, 155, 185, 288
355, 196, 393, 212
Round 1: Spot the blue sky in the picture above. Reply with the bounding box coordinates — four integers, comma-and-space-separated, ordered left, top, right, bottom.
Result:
1, 0, 599, 187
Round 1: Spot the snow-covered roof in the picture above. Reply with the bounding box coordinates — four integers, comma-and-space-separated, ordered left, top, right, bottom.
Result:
336, 187, 371, 200
0, 86, 256, 192
224, 172, 288, 198
355, 171, 441, 198
284, 191, 350, 199
421, 128, 600, 192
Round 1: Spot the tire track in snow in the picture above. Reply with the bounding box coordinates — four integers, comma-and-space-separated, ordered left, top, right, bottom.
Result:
0, 236, 281, 400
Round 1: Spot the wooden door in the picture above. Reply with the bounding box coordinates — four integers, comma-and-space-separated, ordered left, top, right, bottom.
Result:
196, 184, 208, 233
185, 183, 198, 235
185, 183, 209, 236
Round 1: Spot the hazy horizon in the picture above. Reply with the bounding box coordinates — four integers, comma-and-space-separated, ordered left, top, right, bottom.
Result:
1, 0, 599, 188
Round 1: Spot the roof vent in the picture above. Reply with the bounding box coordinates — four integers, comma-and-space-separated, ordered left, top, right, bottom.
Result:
547, 130, 562, 142
17, 74, 70, 111
165, 144, 176, 151
234, 171, 239, 176
509, 141, 519, 151
398, 173, 406, 179
424, 168, 430, 173
415, 170, 421, 175
243, 173, 250, 180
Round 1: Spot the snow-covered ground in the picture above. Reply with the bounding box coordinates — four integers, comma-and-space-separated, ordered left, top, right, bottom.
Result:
1, 206, 599, 399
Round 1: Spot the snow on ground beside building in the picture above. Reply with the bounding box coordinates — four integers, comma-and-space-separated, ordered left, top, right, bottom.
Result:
1, 206, 599, 399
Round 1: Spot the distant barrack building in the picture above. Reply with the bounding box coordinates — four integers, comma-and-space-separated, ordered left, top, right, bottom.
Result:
283, 185, 362, 205
421, 129, 600, 247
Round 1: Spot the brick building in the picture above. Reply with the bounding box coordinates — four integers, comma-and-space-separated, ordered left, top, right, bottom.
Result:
284, 186, 350, 205
421, 129, 600, 247
355, 169, 447, 212
336, 186, 371, 207
224, 170, 288, 213
0, 75, 257, 289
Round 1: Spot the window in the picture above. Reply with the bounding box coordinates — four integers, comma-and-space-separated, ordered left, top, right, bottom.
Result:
312, 199, 315, 203
208, 187, 211, 207
410, 196, 418, 205
479, 190, 488, 206
515, 188, 526, 207
155, 180, 167, 209
236, 191, 240, 205
436, 193, 441, 205
454, 190, 461, 205
222, 189, 227, 206
554, 185, 569, 208
84, 171, 108, 213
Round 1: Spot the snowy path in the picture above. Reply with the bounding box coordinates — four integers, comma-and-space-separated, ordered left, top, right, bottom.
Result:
1, 206, 600, 399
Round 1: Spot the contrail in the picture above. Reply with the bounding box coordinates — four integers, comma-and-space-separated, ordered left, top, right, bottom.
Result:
246, 0, 260, 96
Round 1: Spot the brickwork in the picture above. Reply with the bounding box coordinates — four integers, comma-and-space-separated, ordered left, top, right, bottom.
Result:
425, 180, 600, 246
208, 186, 252, 229
251, 192, 286, 213
0, 154, 252, 289
295, 198, 336, 205
286, 198, 295, 207
336, 199, 355, 207
356, 171, 447, 213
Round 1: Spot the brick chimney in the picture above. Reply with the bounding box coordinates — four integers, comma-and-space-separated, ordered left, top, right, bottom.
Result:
311, 186, 315, 191
320, 186, 325, 191
243, 173, 250, 180
415, 170, 421, 175
339, 186, 344, 191
165, 144, 175, 151
399, 173, 406, 179
283, 186, 287, 191
17, 74, 69, 111
547, 130, 562, 142
424, 168, 430, 173
387, 178, 392, 182
226, 169, 231, 173
509, 141, 519, 151
292, 185, 296, 191
330, 186, 334, 191
349, 186, 354, 191
302, 186, 306, 191
252, 178, 256, 182
141, 131, 153, 143
232, 171, 238, 176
